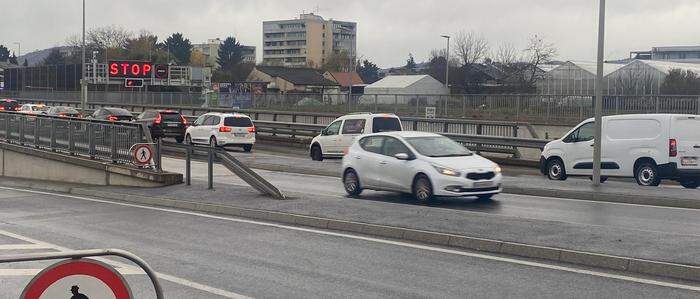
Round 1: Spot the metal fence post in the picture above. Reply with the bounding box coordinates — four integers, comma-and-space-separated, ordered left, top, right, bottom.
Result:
18, 117, 24, 145
110, 125, 118, 162
374, 94, 378, 113
68, 120, 75, 153
4, 115, 9, 141
516, 95, 521, 121
88, 124, 96, 159
185, 145, 191, 186
462, 95, 467, 117
50, 118, 56, 151
155, 138, 162, 172
697, 96, 700, 115
33, 118, 40, 148
394, 95, 399, 114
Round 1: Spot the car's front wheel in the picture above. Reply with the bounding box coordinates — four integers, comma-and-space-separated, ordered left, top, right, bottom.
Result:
175, 136, 185, 143
413, 174, 434, 203
310, 145, 323, 161
343, 169, 362, 197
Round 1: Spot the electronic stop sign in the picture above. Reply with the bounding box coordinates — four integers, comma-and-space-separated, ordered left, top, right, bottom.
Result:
109, 61, 154, 78
21, 258, 133, 299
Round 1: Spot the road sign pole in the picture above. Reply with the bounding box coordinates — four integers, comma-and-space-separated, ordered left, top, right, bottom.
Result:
593, 0, 606, 186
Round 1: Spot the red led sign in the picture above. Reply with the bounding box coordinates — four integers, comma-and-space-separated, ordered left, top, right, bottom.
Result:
108, 61, 153, 78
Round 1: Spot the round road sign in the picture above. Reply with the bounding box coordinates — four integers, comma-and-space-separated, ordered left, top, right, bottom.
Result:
21, 258, 133, 299
132, 144, 154, 165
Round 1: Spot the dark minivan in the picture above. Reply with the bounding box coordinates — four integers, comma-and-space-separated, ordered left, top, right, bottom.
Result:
137, 109, 188, 142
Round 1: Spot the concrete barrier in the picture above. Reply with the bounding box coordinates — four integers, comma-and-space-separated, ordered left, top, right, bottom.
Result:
0, 142, 181, 187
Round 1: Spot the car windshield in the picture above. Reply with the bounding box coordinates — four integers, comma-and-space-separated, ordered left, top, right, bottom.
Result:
405, 136, 473, 157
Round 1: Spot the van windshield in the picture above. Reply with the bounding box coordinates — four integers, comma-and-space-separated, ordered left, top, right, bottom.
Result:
372, 117, 402, 133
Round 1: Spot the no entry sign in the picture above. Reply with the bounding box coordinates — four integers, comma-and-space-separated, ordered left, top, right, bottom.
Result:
21, 258, 133, 299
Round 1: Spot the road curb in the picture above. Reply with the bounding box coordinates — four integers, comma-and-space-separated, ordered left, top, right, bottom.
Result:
8, 182, 696, 284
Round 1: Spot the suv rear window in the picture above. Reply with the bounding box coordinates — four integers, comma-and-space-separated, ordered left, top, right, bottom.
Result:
160, 112, 182, 122
224, 116, 253, 127
372, 117, 402, 133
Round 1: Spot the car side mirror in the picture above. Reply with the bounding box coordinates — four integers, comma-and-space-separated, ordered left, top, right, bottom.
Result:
394, 153, 411, 160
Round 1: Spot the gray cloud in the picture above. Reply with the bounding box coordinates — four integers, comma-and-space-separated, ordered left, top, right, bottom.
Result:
1, 0, 699, 67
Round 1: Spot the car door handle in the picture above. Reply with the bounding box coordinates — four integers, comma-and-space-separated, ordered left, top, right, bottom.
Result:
354, 156, 361, 159
590, 144, 595, 147
379, 161, 388, 165
694, 145, 700, 149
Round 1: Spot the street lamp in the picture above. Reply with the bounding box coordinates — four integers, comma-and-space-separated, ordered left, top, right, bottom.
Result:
440, 35, 450, 90
592, 0, 606, 186
80, 0, 87, 112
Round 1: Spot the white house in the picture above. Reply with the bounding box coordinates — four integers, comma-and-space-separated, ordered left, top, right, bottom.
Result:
362, 75, 448, 105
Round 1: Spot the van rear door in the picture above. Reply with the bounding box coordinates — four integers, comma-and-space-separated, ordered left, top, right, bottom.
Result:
671, 115, 700, 169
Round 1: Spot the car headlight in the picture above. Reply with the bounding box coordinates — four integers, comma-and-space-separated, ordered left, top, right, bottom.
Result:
494, 166, 502, 174
432, 164, 461, 177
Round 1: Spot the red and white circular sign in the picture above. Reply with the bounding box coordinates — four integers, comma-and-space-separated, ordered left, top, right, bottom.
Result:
132, 144, 154, 165
21, 258, 133, 299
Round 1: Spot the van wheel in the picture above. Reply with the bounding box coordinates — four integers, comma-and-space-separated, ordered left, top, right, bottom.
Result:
679, 178, 700, 189
635, 163, 661, 186
413, 175, 434, 202
310, 145, 323, 161
343, 169, 362, 196
546, 158, 567, 180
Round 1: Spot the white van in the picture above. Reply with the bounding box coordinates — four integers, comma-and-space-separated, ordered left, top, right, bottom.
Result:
540, 114, 700, 188
309, 113, 402, 161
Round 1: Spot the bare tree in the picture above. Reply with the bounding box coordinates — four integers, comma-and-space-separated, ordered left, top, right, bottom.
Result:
494, 42, 519, 66
523, 35, 557, 84
65, 25, 132, 49
452, 30, 489, 66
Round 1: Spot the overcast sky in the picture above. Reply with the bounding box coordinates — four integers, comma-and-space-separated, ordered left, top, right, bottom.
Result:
1, 0, 699, 67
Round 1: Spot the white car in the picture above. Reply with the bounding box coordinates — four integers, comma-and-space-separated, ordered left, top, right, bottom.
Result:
18, 104, 48, 115
310, 112, 402, 161
341, 131, 502, 202
540, 114, 700, 188
185, 112, 256, 151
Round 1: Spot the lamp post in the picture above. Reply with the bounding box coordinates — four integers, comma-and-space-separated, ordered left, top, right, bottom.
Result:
80, 0, 87, 112
440, 35, 450, 90
592, 0, 606, 186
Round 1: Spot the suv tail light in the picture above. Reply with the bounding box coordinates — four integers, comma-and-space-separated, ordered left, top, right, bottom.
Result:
107, 115, 118, 121
154, 113, 162, 125
247, 127, 256, 133
0, 107, 5, 111
180, 115, 188, 125
670, 139, 678, 157
219, 126, 232, 132
14, 107, 21, 111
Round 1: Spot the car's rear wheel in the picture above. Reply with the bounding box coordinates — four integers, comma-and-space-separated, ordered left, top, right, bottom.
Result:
175, 136, 184, 143
546, 158, 567, 181
243, 144, 253, 152
343, 169, 362, 197
679, 177, 700, 189
635, 162, 661, 186
310, 145, 323, 161
413, 175, 434, 202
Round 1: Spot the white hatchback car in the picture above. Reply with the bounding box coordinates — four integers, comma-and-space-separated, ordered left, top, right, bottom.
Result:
185, 112, 256, 151
18, 104, 48, 115
310, 113, 402, 161
341, 131, 503, 202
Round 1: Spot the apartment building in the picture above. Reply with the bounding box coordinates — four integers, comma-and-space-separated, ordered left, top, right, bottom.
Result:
262, 13, 357, 68
193, 38, 257, 68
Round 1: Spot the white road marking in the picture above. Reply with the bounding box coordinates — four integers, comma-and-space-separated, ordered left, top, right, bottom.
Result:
0, 227, 250, 298
1, 186, 698, 293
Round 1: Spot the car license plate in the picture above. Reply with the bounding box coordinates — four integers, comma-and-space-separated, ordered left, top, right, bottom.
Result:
473, 181, 494, 188
682, 157, 698, 166
234, 133, 247, 137
167, 123, 178, 127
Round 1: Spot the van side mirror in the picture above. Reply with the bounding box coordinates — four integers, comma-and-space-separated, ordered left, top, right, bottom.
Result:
394, 153, 411, 160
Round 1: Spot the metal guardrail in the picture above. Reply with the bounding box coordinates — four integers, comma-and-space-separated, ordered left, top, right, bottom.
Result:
165, 141, 286, 200
0, 248, 164, 299
0, 111, 151, 165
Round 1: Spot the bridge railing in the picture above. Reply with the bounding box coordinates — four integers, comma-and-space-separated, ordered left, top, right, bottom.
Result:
0, 111, 150, 165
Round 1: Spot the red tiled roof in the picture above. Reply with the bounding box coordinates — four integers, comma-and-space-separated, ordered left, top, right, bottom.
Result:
327, 72, 364, 87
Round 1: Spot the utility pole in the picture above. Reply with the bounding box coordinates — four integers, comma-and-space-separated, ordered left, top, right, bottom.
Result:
593, 0, 606, 186
80, 0, 87, 112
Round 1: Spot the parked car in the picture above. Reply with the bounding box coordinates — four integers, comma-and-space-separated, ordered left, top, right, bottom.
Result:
0, 99, 21, 111
185, 112, 256, 151
46, 106, 82, 117
91, 107, 134, 121
540, 114, 700, 188
310, 112, 402, 161
341, 131, 502, 202
136, 110, 188, 142
18, 104, 48, 115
